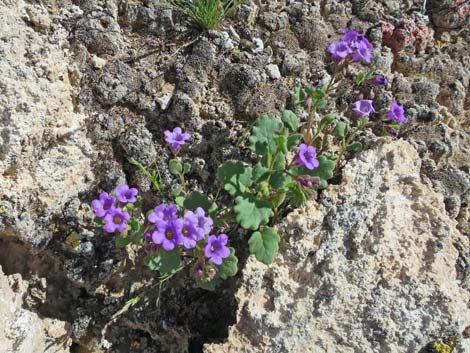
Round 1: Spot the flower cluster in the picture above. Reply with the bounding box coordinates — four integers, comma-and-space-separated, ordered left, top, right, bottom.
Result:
146, 204, 230, 265
351, 99, 407, 123
328, 29, 373, 64
91, 184, 138, 233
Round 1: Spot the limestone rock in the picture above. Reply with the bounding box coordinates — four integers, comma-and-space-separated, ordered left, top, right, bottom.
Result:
0, 267, 71, 353
205, 140, 470, 353
0, 0, 95, 247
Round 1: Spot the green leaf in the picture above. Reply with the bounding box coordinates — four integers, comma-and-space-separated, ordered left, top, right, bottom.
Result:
128, 219, 140, 232
287, 134, 303, 150
144, 248, 181, 275
347, 141, 363, 152
183, 162, 191, 174
208, 202, 218, 217
282, 110, 299, 132
94, 217, 104, 227
172, 186, 183, 196
271, 191, 286, 209
293, 86, 306, 106
364, 68, 375, 80
218, 247, 238, 280
289, 156, 335, 189
270, 172, 291, 190
169, 159, 182, 175
249, 115, 283, 155
183, 191, 212, 211
275, 135, 288, 154
312, 88, 326, 100
248, 226, 280, 264
217, 161, 253, 196
287, 182, 308, 207
263, 152, 286, 171
234, 194, 274, 230
336, 121, 348, 140
123, 203, 134, 212
357, 117, 369, 128
317, 114, 335, 132
253, 163, 269, 182
355, 72, 365, 85
116, 236, 132, 248
175, 196, 185, 208
196, 276, 218, 291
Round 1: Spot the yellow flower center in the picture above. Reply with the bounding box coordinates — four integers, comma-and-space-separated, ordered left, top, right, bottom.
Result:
182, 227, 189, 236
114, 217, 122, 224
165, 230, 174, 240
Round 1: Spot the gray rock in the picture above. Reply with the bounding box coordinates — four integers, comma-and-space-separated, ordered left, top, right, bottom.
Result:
0, 267, 72, 352
205, 140, 470, 353
266, 64, 281, 79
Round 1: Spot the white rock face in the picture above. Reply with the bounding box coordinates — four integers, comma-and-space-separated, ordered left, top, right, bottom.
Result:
0, 0, 95, 246
0, 267, 71, 353
266, 64, 281, 79
205, 140, 470, 353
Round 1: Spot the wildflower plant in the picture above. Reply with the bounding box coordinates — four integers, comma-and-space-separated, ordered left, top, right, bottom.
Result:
89, 29, 407, 309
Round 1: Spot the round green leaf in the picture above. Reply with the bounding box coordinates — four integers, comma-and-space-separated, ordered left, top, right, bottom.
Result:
183, 191, 212, 211
249, 115, 283, 155
234, 194, 273, 230
217, 161, 253, 196
282, 110, 299, 132
248, 227, 280, 265
218, 247, 238, 280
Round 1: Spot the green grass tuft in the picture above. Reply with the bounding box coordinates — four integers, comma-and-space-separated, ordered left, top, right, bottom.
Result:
171, 0, 244, 30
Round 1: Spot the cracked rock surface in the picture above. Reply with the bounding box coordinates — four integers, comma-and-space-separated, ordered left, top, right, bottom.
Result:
0, 0, 469, 352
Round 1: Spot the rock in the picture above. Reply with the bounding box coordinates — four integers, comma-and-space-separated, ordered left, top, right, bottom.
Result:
205, 140, 470, 353
0, 267, 72, 353
91, 55, 107, 69
213, 31, 235, 51
252, 37, 264, 53
429, 0, 470, 29
266, 64, 281, 79
118, 124, 157, 166
381, 19, 434, 53
0, 0, 95, 247
293, 17, 331, 52
72, 7, 122, 55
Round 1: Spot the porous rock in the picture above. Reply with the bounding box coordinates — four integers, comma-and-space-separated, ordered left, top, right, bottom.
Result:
0, 0, 95, 247
205, 140, 470, 353
0, 267, 72, 353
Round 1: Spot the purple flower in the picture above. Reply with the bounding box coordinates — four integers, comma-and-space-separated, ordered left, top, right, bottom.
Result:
299, 177, 313, 187
164, 127, 191, 151
298, 176, 321, 188
295, 144, 320, 170
342, 29, 361, 43
103, 208, 130, 233
327, 41, 352, 61
114, 184, 138, 204
148, 204, 178, 224
205, 234, 230, 265
152, 219, 183, 251
181, 214, 201, 249
374, 76, 388, 85
340, 29, 373, 64
352, 100, 375, 117
195, 260, 204, 276
184, 207, 213, 239
351, 42, 373, 64
91, 192, 117, 218
387, 101, 407, 123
